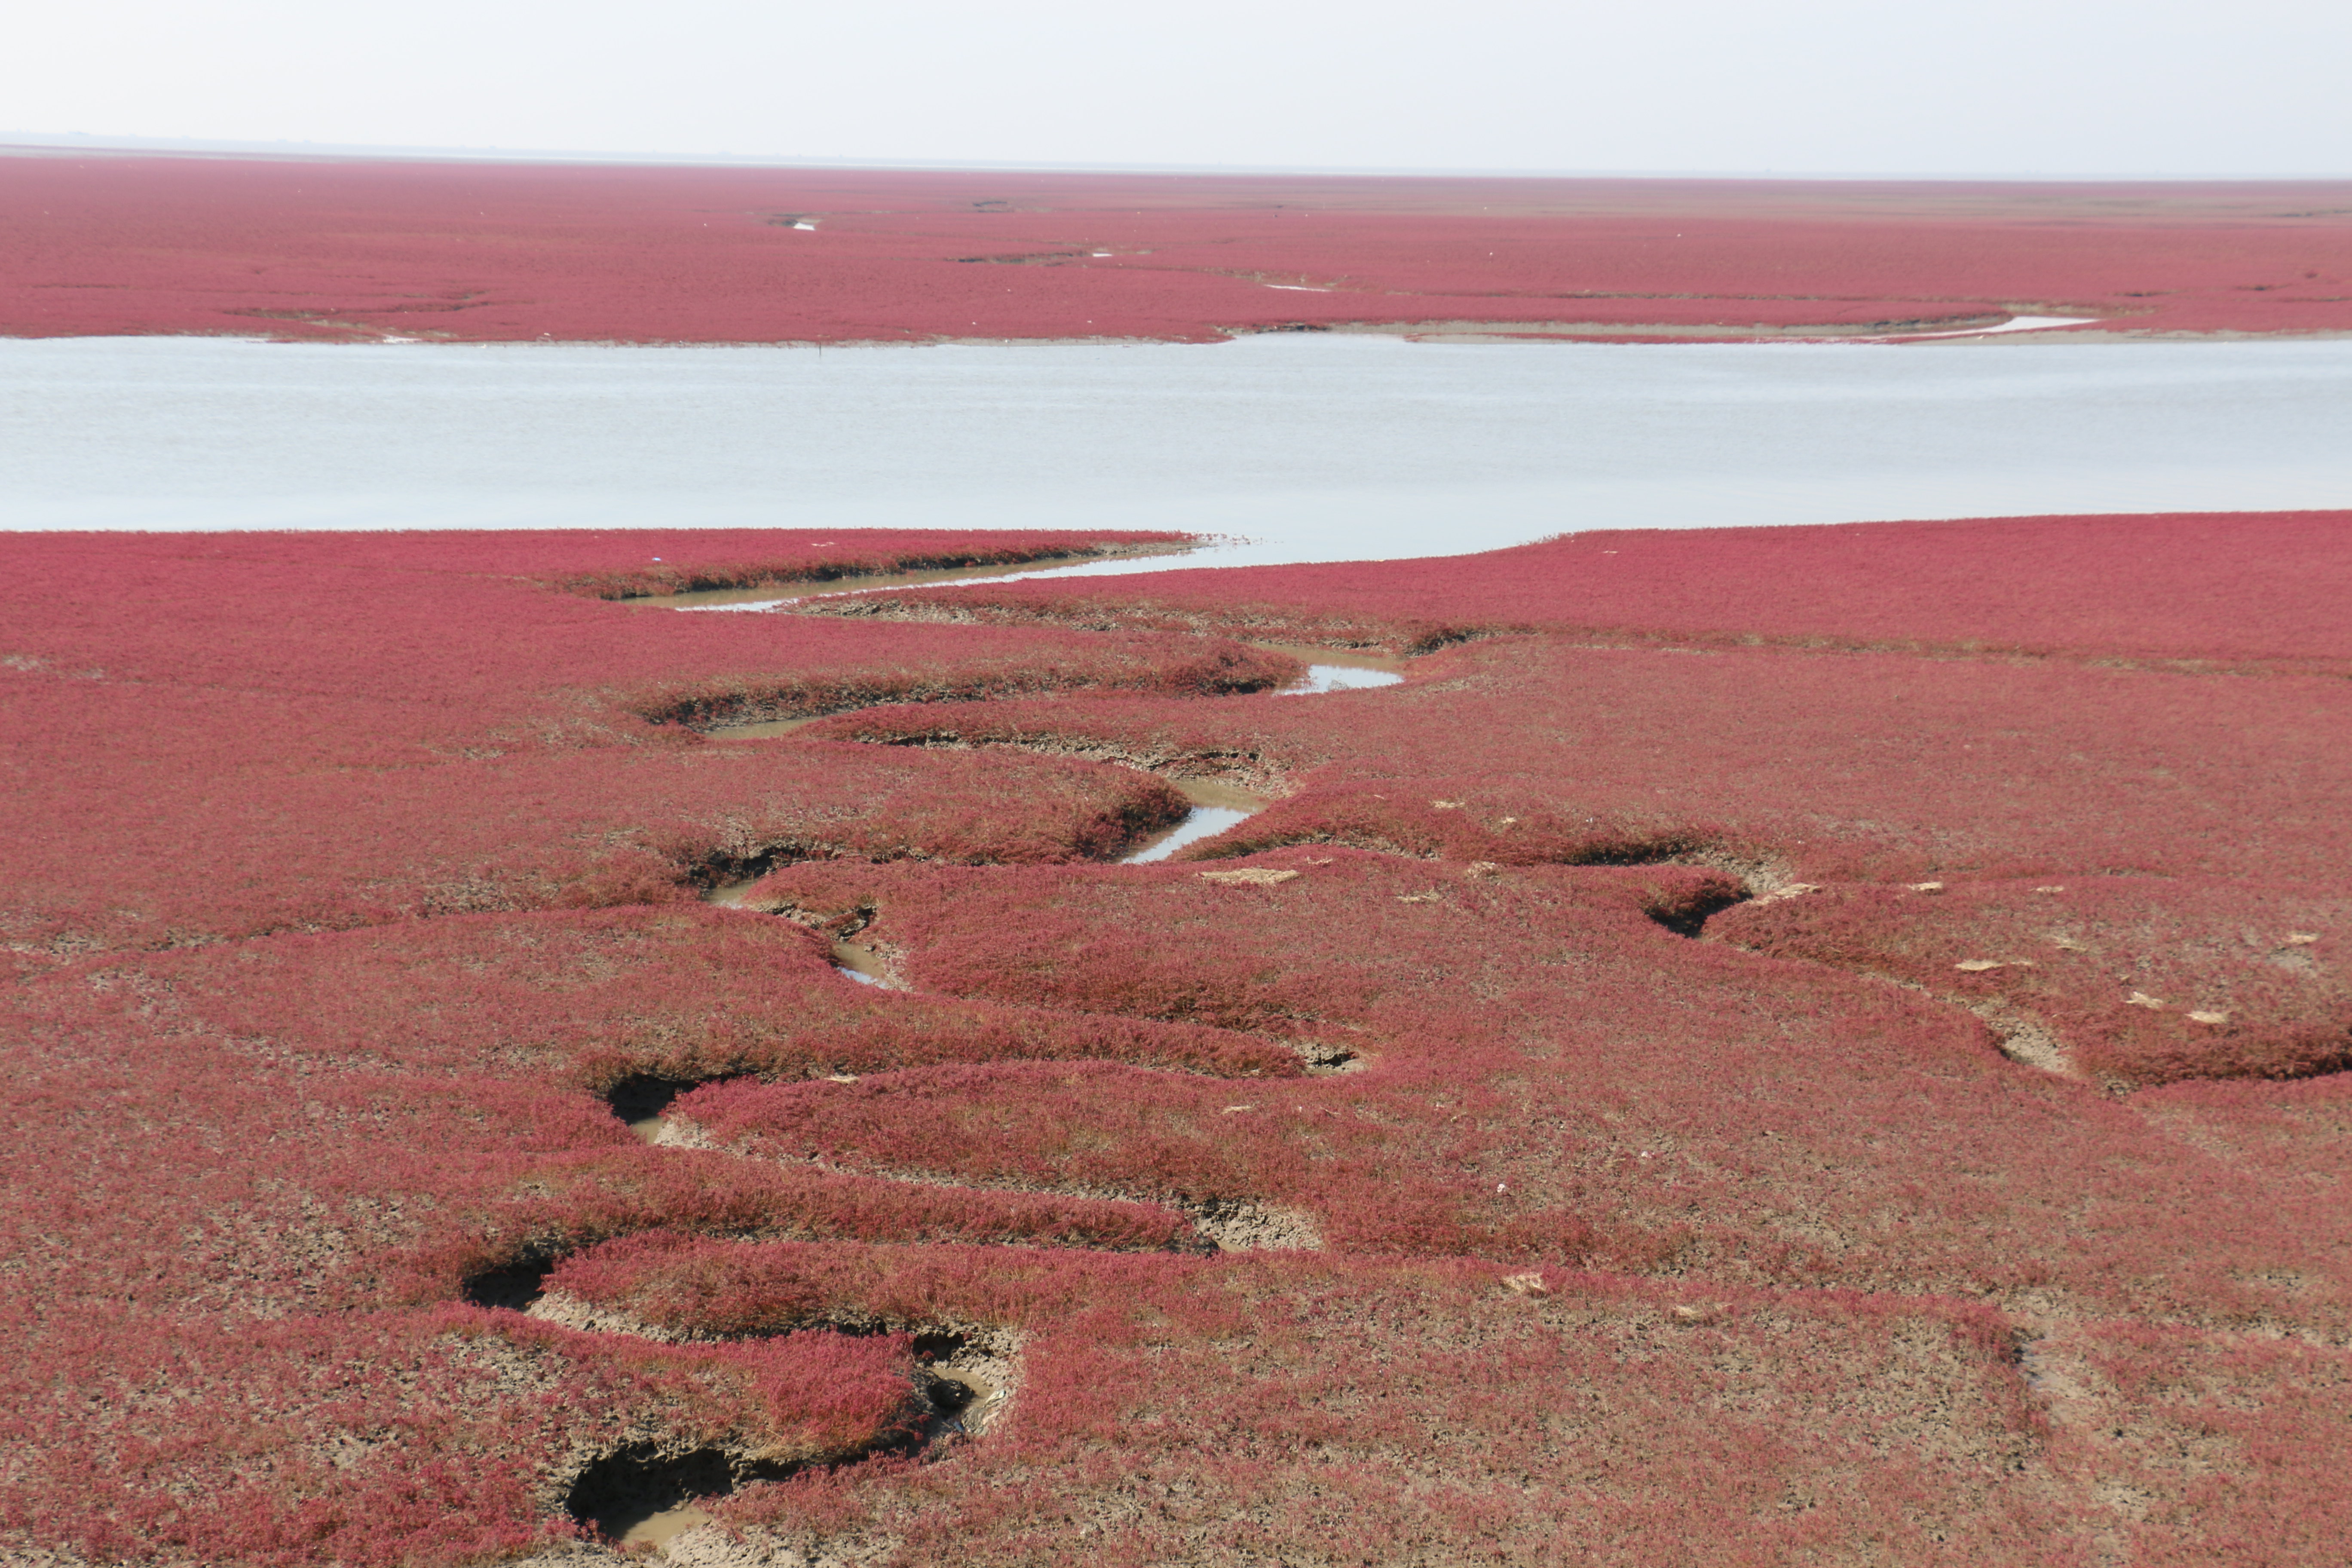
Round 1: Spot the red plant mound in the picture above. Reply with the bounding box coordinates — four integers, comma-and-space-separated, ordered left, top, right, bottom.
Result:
6, 511, 2351, 1565
6, 154, 2351, 343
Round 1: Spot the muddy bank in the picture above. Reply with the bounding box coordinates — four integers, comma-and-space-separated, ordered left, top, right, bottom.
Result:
640, 544, 1196, 611
1309, 314, 2100, 343
703, 713, 833, 741
561, 1331, 1006, 1549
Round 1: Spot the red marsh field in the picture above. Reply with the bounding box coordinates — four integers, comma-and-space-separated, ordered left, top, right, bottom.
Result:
4, 154, 2351, 344
5, 512, 2351, 1566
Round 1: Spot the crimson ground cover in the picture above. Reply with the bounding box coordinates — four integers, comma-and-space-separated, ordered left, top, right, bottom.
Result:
6, 154, 2351, 343
799, 631, 2352, 885
1713, 878, 2351, 1085
0, 529, 1288, 973
6, 513, 2351, 1565
832, 508, 2352, 673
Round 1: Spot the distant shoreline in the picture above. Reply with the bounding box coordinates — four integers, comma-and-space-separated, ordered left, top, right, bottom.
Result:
7, 154, 2347, 345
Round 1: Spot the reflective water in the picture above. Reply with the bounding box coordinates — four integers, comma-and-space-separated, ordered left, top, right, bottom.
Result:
1281, 665, 1405, 695
830, 940, 891, 986
1122, 806, 1254, 864
645, 544, 1193, 609
7, 336, 2349, 576
1118, 774, 1272, 865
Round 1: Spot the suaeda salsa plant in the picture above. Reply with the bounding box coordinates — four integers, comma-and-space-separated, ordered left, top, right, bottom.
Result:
6, 156, 2350, 343
5, 511, 2349, 1565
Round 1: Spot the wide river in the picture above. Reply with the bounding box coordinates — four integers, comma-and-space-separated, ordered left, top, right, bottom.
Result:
5, 334, 2349, 571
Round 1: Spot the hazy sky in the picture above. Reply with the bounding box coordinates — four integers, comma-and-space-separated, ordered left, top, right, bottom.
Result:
7, 0, 2347, 175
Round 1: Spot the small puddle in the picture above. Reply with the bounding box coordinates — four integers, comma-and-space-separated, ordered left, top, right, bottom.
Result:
621, 1502, 713, 1550
565, 1445, 750, 1549
1121, 778, 1269, 864
1281, 664, 1404, 694
637, 545, 1196, 612
1123, 806, 1253, 864
831, 939, 892, 986
606, 1074, 704, 1143
1246, 642, 1408, 696
707, 877, 761, 907
908, 1328, 1016, 1437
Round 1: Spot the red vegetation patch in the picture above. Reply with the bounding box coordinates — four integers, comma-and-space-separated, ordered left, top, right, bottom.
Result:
82, 902, 1305, 1092
1714, 878, 2351, 1085
2026, 1318, 2352, 1568
0, 530, 1314, 972
9, 512, 2352, 1564
9, 1302, 926, 1567
701, 854, 2352, 1325
6, 155, 2352, 343
802, 619, 2352, 889
542, 1240, 2063, 1566
835, 508, 2352, 674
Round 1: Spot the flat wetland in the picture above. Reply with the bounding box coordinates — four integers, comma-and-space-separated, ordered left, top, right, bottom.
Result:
8, 162, 2352, 1561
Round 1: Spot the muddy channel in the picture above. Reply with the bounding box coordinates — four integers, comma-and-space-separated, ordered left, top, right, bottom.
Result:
561, 636, 1403, 1551
698, 643, 1403, 939
1118, 649, 1400, 861
631, 544, 1197, 612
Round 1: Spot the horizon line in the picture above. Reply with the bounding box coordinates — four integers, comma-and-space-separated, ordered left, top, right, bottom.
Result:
6, 130, 2348, 184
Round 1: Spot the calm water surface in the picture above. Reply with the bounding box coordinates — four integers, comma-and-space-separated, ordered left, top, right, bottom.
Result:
5, 334, 2349, 572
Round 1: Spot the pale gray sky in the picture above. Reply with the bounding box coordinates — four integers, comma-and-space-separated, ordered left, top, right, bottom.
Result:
6, 0, 2347, 175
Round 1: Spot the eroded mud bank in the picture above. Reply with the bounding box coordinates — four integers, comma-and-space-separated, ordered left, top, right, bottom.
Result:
640, 543, 1197, 612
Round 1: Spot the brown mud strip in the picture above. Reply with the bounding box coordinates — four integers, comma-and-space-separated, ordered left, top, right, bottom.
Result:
630, 544, 1197, 611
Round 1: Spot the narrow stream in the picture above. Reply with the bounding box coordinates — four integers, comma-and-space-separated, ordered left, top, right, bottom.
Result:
1119, 646, 1400, 860
569, 1342, 1002, 1550
602, 1357, 989, 1548
644, 544, 1196, 612
1123, 805, 1253, 864
1245, 641, 1409, 697
693, 642, 1406, 977
1118, 777, 1268, 865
